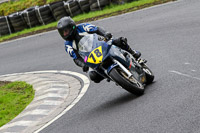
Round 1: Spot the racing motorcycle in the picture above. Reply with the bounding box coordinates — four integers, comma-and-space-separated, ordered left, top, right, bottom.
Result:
78, 34, 154, 95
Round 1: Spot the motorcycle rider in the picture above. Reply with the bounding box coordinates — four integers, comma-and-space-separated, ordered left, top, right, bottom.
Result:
57, 16, 141, 83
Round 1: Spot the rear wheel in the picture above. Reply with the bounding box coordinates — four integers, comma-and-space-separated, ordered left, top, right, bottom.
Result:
109, 67, 144, 95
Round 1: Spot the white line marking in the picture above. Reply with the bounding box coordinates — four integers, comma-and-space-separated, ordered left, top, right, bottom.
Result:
50, 84, 69, 87
4, 132, 17, 133
42, 100, 63, 106
42, 88, 68, 93
184, 62, 191, 65
34, 86, 49, 91
27, 100, 63, 108
0, 70, 90, 132
3, 121, 37, 128
169, 70, 200, 81
17, 109, 50, 119
0, 30, 57, 45
34, 93, 66, 101
34, 70, 90, 133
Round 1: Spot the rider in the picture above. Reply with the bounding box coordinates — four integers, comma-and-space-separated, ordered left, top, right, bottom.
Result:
57, 16, 141, 83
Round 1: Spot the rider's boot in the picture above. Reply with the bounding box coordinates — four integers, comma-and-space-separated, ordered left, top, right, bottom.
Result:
120, 37, 141, 60
127, 46, 141, 60
113, 37, 141, 60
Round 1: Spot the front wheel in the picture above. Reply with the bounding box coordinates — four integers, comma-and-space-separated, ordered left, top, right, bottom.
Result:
109, 67, 145, 96
142, 64, 154, 85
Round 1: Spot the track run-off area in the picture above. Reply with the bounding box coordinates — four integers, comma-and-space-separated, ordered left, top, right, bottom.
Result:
0, 0, 200, 132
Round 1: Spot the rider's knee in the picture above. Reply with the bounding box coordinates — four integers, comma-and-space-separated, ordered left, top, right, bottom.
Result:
112, 37, 128, 49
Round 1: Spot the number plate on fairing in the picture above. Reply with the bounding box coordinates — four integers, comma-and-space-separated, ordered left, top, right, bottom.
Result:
87, 46, 103, 64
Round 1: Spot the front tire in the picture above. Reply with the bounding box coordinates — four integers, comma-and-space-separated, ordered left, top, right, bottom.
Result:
109, 67, 144, 96
142, 64, 154, 85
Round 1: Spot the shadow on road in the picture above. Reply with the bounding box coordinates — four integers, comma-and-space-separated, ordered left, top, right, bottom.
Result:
81, 82, 156, 121
96, 93, 138, 110
83, 92, 139, 121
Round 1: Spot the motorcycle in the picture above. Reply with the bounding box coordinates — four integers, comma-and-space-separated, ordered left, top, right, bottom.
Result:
78, 34, 154, 95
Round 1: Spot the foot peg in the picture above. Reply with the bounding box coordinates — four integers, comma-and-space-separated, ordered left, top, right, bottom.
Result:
138, 58, 147, 64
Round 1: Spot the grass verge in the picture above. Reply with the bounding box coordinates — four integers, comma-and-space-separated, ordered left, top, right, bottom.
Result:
0, 0, 176, 43
0, 81, 35, 127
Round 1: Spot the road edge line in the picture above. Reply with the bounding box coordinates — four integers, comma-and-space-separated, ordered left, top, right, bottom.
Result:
33, 70, 90, 133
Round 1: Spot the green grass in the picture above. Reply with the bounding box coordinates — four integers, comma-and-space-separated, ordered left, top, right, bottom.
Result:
0, 0, 63, 16
0, 0, 46, 16
73, 0, 155, 19
0, 0, 174, 42
0, 22, 57, 42
0, 81, 35, 127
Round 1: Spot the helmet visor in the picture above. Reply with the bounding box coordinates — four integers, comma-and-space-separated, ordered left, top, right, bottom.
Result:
57, 23, 75, 40
63, 28, 71, 37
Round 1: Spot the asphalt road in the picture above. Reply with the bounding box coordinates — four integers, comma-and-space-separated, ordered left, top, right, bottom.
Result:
1, 0, 200, 132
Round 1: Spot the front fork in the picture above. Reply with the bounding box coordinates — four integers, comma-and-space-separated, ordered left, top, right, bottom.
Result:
113, 59, 133, 78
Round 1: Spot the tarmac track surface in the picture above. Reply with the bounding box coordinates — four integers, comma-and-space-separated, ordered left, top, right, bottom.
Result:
0, 0, 200, 132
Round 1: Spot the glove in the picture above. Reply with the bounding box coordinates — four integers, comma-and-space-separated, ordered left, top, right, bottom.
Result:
74, 58, 89, 72
104, 32, 112, 41
82, 65, 89, 72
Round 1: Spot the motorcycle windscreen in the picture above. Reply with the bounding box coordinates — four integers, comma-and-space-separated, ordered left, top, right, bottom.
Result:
78, 34, 94, 53
78, 34, 108, 66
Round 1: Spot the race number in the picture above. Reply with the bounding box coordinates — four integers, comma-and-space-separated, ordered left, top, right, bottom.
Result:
87, 46, 103, 64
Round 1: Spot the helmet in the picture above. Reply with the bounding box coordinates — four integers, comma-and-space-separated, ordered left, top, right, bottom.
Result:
57, 17, 77, 40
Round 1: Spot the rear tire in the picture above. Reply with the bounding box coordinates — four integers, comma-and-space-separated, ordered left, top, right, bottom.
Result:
109, 67, 144, 96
